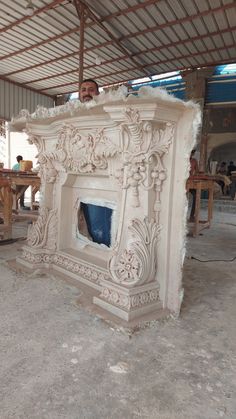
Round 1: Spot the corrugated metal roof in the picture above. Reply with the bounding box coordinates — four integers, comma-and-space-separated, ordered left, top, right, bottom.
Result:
0, 0, 236, 98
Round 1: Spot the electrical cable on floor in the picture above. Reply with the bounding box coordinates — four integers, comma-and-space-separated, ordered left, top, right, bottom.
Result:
0, 237, 26, 246
190, 255, 236, 263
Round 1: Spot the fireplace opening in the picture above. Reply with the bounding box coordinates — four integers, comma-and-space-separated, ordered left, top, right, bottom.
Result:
78, 201, 114, 247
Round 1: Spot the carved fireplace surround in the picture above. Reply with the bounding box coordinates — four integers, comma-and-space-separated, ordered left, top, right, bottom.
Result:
12, 87, 200, 322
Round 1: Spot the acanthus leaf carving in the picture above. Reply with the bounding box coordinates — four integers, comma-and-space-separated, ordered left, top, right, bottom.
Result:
25, 128, 58, 184
109, 217, 160, 287
37, 151, 60, 183
25, 129, 45, 156
27, 206, 58, 250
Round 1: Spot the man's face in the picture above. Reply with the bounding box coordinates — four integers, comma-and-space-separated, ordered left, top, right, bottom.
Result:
79, 81, 99, 103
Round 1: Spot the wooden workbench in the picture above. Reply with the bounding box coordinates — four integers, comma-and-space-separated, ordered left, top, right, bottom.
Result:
0, 170, 40, 239
186, 175, 215, 237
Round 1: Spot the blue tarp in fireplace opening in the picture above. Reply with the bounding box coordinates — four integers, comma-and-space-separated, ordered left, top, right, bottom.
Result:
80, 202, 113, 247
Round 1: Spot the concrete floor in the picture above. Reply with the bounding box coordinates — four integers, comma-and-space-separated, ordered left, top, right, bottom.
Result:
0, 210, 236, 419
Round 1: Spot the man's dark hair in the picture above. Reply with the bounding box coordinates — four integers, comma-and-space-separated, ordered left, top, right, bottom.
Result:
80, 79, 99, 92
16, 155, 23, 162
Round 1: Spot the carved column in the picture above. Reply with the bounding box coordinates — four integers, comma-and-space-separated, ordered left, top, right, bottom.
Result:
93, 105, 180, 321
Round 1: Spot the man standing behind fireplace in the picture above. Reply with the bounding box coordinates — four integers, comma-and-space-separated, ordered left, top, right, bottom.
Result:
79, 79, 99, 103
78, 79, 113, 246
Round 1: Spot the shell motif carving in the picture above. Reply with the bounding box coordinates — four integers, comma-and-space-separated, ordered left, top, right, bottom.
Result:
27, 206, 58, 250
121, 109, 174, 207
109, 217, 160, 287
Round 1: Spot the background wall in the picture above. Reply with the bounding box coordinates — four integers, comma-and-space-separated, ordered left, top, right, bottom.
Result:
0, 79, 54, 121
208, 133, 236, 164
9, 131, 38, 170
210, 142, 236, 164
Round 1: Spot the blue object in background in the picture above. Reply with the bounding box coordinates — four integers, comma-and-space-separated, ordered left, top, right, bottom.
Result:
81, 202, 112, 247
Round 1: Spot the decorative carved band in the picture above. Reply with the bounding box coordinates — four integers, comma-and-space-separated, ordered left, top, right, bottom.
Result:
21, 248, 110, 287
101, 286, 159, 311
27, 124, 120, 181
55, 124, 120, 173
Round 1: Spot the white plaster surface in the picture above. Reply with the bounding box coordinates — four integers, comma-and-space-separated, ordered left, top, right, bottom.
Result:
12, 87, 201, 321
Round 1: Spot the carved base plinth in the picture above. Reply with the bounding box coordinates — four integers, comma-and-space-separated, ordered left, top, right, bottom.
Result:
94, 279, 162, 321
18, 246, 162, 322
17, 246, 55, 269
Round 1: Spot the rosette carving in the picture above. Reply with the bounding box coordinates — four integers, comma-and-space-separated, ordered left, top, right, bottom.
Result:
27, 206, 58, 250
109, 217, 160, 287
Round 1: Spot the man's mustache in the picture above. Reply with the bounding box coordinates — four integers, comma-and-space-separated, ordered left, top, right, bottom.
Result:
83, 95, 93, 101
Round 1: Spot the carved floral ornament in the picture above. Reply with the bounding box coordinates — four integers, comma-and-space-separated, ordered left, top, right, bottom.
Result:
26, 108, 174, 190
109, 217, 160, 287
26, 125, 121, 181
121, 108, 175, 207
55, 124, 121, 173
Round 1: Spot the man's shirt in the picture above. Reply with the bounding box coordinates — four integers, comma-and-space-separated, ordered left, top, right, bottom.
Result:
12, 163, 20, 171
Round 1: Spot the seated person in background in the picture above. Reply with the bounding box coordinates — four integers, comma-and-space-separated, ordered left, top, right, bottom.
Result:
216, 161, 227, 195
12, 155, 26, 209
188, 150, 199, 222
227, 161, 236, 176
227, 161, 236, 200
217, 161, 227, 175
190, 150, 198, 176
12, 155, 23, 171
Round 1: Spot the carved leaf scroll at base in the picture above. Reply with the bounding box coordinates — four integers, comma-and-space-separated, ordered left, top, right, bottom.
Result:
27, 206, 58, 250
109, 217, 160, 287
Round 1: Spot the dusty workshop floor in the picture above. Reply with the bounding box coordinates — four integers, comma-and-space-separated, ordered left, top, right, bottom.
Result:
0, 210, 236, 419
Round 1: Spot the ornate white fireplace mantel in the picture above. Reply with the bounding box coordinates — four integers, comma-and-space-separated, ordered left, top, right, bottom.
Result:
12, 87, 200, 322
